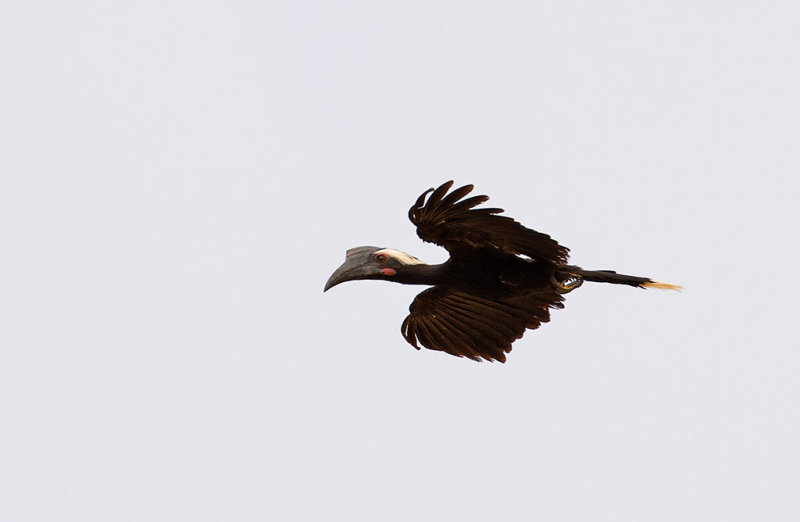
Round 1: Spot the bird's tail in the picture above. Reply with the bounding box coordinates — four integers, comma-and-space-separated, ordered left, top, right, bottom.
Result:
559, 266, 682, 291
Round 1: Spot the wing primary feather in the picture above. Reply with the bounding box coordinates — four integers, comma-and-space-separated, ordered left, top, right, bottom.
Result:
428, 308, 488, 360
401, 316, 420, 349
437, 184, 475, 209
467, 207, 505, 215
418, 318, 466, 359
443, 293, 523, 320
409, 188, 434, 223
413, 320, 437, 352
436, 306, 510, 356
438, 300, 521, 340
448, 293, 532, 321
443, 310, 507, 346
439, 196, 492, 218
437, 295, 519, 330
421, 181, 455, 218
439, 302, 515, 333
448, 291, 562, 337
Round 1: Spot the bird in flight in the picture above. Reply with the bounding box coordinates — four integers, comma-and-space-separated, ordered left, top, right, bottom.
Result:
325, 181, 679, 362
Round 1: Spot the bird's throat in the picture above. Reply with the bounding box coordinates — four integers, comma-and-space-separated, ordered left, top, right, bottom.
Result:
392, 263, 447, 286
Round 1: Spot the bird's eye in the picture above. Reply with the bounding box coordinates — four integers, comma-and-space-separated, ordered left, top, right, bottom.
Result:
375, 253, 388, 263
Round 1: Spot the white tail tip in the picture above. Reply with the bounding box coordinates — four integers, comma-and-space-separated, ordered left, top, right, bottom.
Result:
641, 281, 682, 291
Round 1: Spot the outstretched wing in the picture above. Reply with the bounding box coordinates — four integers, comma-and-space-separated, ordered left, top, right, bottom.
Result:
401, 286, 564, 363
408, 181, 569, 265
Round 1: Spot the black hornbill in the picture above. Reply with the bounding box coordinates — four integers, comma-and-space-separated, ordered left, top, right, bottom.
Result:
325, 181, 679, 363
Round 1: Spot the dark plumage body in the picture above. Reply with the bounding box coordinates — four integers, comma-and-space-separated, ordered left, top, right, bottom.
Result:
325, 181, 679, 362
402, 249, 555, 297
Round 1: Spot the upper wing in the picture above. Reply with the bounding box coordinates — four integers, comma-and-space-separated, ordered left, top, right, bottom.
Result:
401, 286, 564, 363
408, 181, 569, 265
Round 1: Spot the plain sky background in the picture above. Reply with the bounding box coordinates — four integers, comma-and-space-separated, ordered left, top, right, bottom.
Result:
2, 2, 798, 521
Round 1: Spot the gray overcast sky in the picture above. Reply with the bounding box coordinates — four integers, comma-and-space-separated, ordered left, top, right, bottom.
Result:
1, 2, 798, 521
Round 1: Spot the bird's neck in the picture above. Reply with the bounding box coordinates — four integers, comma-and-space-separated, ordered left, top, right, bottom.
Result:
394, 262, 448, 286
